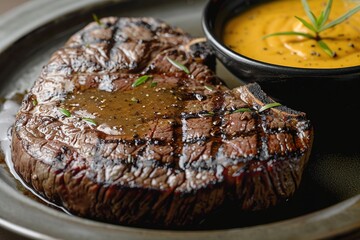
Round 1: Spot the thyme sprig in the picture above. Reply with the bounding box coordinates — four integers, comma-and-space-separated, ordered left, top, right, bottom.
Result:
263, 0, 360, 57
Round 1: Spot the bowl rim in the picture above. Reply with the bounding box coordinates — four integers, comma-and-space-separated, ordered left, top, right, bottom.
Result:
201, 0, 360, 75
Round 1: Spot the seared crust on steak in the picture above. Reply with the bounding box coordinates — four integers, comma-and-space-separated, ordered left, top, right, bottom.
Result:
11, 17, 313, 227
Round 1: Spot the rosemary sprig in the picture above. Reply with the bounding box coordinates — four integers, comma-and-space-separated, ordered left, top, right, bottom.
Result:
58, 108, 71, 117
166, 57, 190, 74
150, 81, 158, 88
82, 118, 97, 126
132, 75, 152, 88
199, 111, 215, 117
259, 102, 282, 113
204, 85, 213, 91
233, 108, 252, 113
263, 0, 360, 57
92, 14, 102, 26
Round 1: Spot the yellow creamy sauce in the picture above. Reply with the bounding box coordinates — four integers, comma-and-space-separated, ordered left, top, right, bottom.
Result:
224, 0, 360, 68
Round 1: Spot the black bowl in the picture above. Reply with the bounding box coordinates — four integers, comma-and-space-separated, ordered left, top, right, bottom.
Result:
202, 0, 360, 114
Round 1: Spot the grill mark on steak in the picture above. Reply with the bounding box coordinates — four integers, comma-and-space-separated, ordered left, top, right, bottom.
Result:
11, 17, 313, 227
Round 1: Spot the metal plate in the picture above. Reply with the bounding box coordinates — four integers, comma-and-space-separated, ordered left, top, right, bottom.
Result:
0, 0, 359, 239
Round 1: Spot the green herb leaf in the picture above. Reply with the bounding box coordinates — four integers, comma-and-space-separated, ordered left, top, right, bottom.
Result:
199, 111, 215, 117
295, 16, 317, 33
59, 108, 71, 117
205, 85, 213, 91
317, 0, 332, 28
317, 40, 335, 57
259, 102, 282, 112
166, 57, 190, 74
263, 31, 315, 40
32, 99, 38, 106
82, 118, 97, 126
316, 11, 325, 28
301, 0, 318, 27
132, 75, 151, 88
233, 108, 252, 113
320, 4, 360, 31
150, 81, 158, 88
92, 14, 102, 26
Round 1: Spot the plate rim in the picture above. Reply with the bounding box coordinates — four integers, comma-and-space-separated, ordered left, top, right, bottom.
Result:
1, 177, 359, 240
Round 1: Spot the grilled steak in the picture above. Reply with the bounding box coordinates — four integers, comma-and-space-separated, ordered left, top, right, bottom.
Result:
11, 17, 313, 227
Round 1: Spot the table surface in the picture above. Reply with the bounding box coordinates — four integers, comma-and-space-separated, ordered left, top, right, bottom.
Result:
0, 0, 27, 14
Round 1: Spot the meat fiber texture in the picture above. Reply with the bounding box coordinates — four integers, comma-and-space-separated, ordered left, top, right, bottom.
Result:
11, 17, 313, 227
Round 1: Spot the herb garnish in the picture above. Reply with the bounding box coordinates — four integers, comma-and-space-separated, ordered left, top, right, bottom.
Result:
92, 14, 103, 26
32, 99, 38, 106
259, 102, 282, 112
229, 103, 281, 114
59, 108, 71, 117
132, 75, 152, 88
166, 57, 190, 74
199, 103, 281, 116
263, 0, 360, 57
150, 81, 158, 88
82, 118, 97, 126
199, 111, 215, 117
233, 108, 252, 113
205, 85, 213, 91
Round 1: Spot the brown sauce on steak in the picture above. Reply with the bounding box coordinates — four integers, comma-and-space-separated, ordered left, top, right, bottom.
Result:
63, 83, 184, 138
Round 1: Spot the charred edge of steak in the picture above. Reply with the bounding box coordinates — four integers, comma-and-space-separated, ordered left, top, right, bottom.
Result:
11, 17, 313, 227
238, 83, 304, 116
